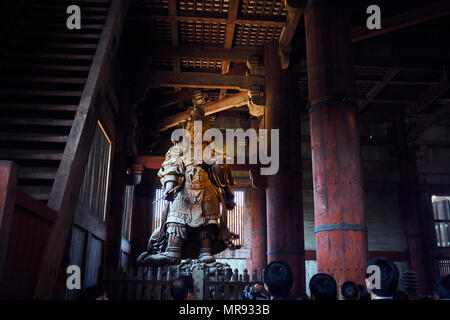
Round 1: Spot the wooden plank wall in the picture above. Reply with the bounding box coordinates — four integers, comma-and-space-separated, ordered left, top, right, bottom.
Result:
0, 161, 58, 299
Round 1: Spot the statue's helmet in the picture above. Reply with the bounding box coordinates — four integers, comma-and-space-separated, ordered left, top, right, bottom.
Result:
184, 91, 215, 137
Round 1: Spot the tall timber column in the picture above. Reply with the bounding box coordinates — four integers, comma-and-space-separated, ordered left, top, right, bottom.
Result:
249, 187, 267, 274
248, 118, 268, 274
105, 96, 133, 269
305, 0, 368, 286
395, 110, 431, 295
130, 172, 154, 264
264, 41, 305, 296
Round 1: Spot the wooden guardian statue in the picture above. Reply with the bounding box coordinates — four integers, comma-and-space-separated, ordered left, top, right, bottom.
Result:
137, 101, 239, 267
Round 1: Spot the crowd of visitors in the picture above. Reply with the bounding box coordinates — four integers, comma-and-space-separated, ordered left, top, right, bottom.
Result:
81, 257, 450, 301
170, 257, 450, 301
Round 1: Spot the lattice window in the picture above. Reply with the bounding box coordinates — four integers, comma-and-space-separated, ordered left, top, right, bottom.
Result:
153, 188, 169, 231
179, 21, 227, 44
438, 259, 450, 277
234, 24, 283, 46
181, 58, 223, 73
144, 20, 172, 42
178, 0, 230, 17
150, 57, 174, 71
240, 0, 286, 17
227, 190, 245, 247
122, 185, 134, 241
79, 121, 112, 221
432, 195, 450, 247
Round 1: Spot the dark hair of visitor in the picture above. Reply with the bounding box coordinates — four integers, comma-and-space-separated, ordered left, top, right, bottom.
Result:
309, 273, 337, 301
263, 261, 293, 299
81, 285, 106, 300
341, 281, 359, 300
170, 276, 195, 300
357, 284, 371, 300
364, 257, 399, 297
435, 274, 450, 299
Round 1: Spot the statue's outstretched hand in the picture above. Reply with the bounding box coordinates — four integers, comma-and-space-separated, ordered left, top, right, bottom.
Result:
164, 181, 179, 201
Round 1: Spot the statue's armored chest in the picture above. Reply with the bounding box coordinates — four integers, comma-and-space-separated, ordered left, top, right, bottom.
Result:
169, 166, 220, 227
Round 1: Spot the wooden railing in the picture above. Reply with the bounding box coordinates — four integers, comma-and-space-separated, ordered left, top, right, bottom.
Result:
0, 161, 58, 299
102, 266, 264, 300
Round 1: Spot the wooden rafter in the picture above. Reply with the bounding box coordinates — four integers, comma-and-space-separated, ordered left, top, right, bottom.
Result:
157, 91, 248, 131
168, 0, 178, 47
409, 105, 450, 141
222, 0, 239, 76
406, 77, 450, 116
221, 61, 231, 75
224, 0, 240, 50
219, 89, 227, 99
278, 2, 305, 68
137, 15, 286, 27
149, 44, 264, 62
279, 2, 304, 48
359, 68, 400, 112
148, 71, 264, 90
156, 88, 197, 108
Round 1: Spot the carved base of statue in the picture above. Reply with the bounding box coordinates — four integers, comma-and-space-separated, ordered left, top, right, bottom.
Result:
137, 222, 238, 267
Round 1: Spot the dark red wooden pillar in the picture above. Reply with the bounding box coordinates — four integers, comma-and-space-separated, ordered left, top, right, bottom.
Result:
249, 186, 267, 274
395, 110, 431, 295
130, 173, 154, 265
105, 97, 132, 269
264, 41, 305, 296
305, 0, 368, 286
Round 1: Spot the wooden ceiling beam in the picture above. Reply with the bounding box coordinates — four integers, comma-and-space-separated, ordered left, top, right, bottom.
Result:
138, 15, 286, 27
135, 155, 260, 172
222, 61, 231, 75
224, 0, 240, 50
156, 88, 197, 108
167, 0, 178, 47
219, 89, 227, 99
279, 1, 305, 69
148, 44, 264, 62
406, 77, 450, 116
409, 105, 450, 141
359, 68, 400, 112
148, 71, 264, 90
223, 0, 240, 77
157, 92, 248, 131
